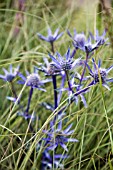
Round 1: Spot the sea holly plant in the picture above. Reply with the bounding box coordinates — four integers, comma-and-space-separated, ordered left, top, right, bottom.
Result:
90, 29, 109, 46
48, 48, 79, 72
1, 26, 113, 169
67, 29, 109, 88
67, 29, 108, 53
0, 64, 19, 99
17, 69, 51, 120
37, 27, 63, 54
37, 27, 64, 110
43, 120, 78, 152
48, 48, 81, 104
0, 64, 19, 83
86, 58, 113, 90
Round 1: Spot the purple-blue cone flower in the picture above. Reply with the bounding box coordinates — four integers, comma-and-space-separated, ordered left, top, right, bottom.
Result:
43, 121, 78, 152
67, 29, 103, 53
35, 57, 63, 76
37, 27, 63, 43
87, 58, 113, 90
90, 29, 109, 46
0, 65, 19, 82
18, 69, 51, 90
49, 48, 80, 72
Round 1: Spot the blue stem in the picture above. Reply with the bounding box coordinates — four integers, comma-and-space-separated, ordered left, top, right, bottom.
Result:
49, 75, 58, 129
49, 41, 58, 129
50, 41, 55, 54
26, 87, 33, 113
50, 42, 58, 108
52, 75, 58, 109
25, 87, 34, 132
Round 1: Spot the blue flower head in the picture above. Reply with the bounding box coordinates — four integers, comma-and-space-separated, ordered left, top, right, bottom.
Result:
68, 29, 102, 53
43, 120, 78, 152
68, 29, 86, 46
35, 58, 63, 76
0, 65, 19, 82
18, 69, 51, 90
87, 58, 113, 90
90, 29, 109, 46
37, 27, 63, 43
49, 48, 80, 72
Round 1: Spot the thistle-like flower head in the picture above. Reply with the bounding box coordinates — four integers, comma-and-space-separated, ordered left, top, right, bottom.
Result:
87, 58, 113, 90
71, 29, 86, 47
43, 121, 78, 152
37, 27, 63, 43
0, 65, 19, 82
68, 29, 103, 53
18, 69, 51, 90
74, 33, 86, 47
26, 73, 40, 87
35, 58, 63, 76
90, 29, 109, 46
49, 48, 80, 72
